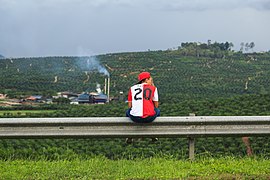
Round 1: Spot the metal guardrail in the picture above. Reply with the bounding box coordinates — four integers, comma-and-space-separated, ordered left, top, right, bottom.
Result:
1, 116, 270, 138
0, 116, 270, 159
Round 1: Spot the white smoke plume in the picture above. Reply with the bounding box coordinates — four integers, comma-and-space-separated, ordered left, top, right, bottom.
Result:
96, 83, 102, 93
86, 56, 110, 77
77, 56, 110, 77
76, 47, 109, 76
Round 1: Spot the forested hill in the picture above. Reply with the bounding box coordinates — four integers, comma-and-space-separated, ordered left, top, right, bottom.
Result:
0, 43, 270, 103
0, 54, 4, 58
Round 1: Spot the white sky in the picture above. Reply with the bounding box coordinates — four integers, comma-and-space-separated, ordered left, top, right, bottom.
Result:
0, 0, 270, 57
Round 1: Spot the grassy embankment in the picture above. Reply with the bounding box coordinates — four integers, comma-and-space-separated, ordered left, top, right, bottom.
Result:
0, 156, 269, 179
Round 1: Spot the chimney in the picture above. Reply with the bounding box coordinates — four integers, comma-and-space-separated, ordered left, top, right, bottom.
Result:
104, 78, 107, 94
107, 77, 110, 102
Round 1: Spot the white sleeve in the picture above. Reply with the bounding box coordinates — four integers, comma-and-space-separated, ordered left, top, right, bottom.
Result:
153, 87, 158, 101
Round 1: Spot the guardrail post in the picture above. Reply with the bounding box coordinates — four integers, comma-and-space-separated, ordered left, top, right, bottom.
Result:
188, 113, 196, 160
188, 137, 195, 160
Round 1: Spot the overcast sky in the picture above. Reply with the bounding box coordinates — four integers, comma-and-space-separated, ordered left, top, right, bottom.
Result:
0, 0, 270, 57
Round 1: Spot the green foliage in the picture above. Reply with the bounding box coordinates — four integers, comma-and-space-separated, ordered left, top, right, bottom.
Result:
1, 50, 270, 102
0, 136, 269, 161
1, 93, 270, 118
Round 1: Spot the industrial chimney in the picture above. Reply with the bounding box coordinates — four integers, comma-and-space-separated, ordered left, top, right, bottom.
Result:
104, 77, 110, 102
104, 78, 107, 95
107, 77, 110, 102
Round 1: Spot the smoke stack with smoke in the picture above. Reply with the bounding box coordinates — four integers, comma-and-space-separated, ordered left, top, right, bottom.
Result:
76, 55, 111, 102
85, 56, 110, 77
85, 56, 110, 101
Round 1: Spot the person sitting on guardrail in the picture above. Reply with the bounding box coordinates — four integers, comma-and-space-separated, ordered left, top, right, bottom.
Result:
126, 72, 160, 144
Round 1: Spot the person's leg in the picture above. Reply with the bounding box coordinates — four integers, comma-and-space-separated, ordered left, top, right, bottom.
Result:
140, 109, 160, 123
126, 110, 159, 143
130, 116, 145, 123
127, 108, 160, 122
151, 108, 160, 142
154, 108, 160, 117
125, 137, 133, 144
125, 108, 134, 144
126, 108, 131, 117
151, 137, 158, 142
126, 109, 145, 123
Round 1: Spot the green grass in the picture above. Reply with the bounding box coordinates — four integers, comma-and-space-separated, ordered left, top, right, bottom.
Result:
0, 157, 269, 179
0, 110, 58, 116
